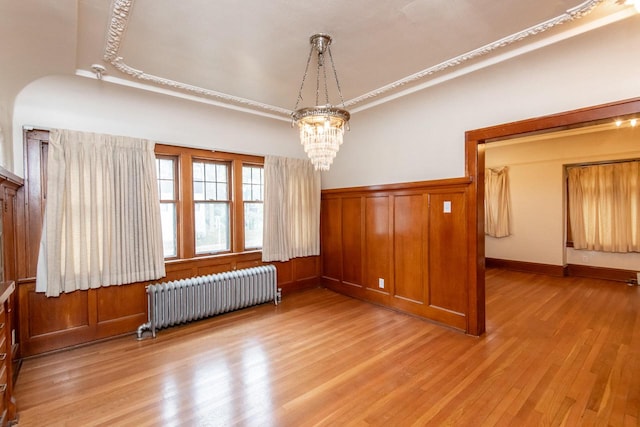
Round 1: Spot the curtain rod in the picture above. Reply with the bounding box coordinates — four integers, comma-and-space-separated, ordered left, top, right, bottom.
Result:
23, 125, 51, 131
565, 158, 640, 168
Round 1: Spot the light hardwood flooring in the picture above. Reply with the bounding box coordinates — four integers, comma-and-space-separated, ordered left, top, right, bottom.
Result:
13, 269, 640, 426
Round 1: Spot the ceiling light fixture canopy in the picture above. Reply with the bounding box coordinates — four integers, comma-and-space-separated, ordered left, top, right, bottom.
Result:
292, 34, 350, 171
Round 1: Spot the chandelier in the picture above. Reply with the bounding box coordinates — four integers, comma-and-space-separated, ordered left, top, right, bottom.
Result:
292, 34, 350, 171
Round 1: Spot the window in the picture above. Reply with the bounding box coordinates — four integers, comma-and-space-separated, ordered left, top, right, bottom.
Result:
154, 145, 264, 259
156, 156, 178, 258
193, 160, 231, 254
242, 165, 264, 249
567, 160, 640, 253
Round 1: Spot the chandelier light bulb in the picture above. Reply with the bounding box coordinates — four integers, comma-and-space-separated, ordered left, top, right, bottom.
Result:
631, 118, 637, 127
615, 119, 623, 127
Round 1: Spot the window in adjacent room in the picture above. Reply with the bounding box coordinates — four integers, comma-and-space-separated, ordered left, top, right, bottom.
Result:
156, 156, 178, 258
567, 159, 640, 253
193, 160, 231, 254
242, 164, 264, 249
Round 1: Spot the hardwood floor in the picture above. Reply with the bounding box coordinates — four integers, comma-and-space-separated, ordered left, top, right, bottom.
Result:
13, 269, 640, 426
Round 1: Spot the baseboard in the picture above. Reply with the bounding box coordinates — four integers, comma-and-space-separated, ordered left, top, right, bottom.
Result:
565, 264, 637, 283
487, 258, 638, 283
485, 258, 565, 277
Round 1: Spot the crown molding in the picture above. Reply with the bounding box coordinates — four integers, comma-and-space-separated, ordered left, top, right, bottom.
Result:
100, 0, 609, 118
344, 0, 604, 108
103, 0, 291, 118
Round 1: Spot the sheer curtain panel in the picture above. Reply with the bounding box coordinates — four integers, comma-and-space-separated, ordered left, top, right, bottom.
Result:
485, 167, 511, 238
36, 129, 166, 297
262, 156, 321, 262
568, 161, 640, 253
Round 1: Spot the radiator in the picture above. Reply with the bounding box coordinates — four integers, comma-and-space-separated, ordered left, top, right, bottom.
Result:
136, 265, 280, 339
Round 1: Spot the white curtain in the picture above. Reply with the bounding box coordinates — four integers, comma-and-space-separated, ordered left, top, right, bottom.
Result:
485, 167, 511, 238
568, 161, 640, 253
36, 129, 166, 297
262, 156, 321, 262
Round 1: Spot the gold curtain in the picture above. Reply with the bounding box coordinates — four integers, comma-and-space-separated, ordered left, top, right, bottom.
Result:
485, 167, 511, 238
568, 161, 640, 253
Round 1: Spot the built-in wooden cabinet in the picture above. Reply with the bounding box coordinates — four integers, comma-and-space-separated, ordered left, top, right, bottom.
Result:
0, 165, 23, 426
0, 282, 16, 426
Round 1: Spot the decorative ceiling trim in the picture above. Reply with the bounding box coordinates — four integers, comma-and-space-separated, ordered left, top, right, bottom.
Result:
343, 0, 604, 107
103, 0, 291, 117
102, 0, 606, 116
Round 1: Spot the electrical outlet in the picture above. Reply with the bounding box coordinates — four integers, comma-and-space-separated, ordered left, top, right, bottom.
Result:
378, 278, 384, 289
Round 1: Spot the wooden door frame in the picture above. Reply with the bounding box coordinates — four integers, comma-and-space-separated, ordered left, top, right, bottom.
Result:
464, 97, 640, 336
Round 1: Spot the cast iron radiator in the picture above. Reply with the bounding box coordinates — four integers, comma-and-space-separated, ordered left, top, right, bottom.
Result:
136, 265, 280, 339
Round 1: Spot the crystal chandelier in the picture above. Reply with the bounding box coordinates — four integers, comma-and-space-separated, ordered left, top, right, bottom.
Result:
292, 34, 350, 171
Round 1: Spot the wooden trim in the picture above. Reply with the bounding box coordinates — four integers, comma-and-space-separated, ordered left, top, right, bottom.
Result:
155, 144, 264, 164
486, 258, 565, 277
465, 96, 640, 337
566, 264, 638, 283
487, 257, 638, 283
321, 176, 472, 195
466, 97, 640, 142
0, 166, 23, 187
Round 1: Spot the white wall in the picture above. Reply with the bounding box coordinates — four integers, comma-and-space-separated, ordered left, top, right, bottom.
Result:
10, 15, 640, 187
322, 15, 640, 189
12, 75, 305, 178
485, 127, 640, 270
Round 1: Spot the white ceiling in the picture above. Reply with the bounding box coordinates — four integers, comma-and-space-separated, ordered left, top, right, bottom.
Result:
1, 0, 636, 127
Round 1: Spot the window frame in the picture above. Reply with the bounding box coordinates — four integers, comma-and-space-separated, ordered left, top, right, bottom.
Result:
241, 163, 264, 250
154, 144, 264, 261
192, 158, 232, 255
155, 155, 180, 259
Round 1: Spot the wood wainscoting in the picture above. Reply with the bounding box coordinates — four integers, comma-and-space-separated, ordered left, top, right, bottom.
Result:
17, 254, 318, 357
321, 177, 477, 333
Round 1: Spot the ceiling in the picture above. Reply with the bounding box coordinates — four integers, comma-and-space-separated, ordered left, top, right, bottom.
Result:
0, 0, 636, 131
67, 0, 632, 121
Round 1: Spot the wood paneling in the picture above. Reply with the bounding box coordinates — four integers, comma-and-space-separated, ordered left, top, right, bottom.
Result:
292, 256, 319, 281
321, 178, 472, 332
364, 196, 390, 295
341, 197, 362, 286
428, 192, 467, 314
96, 283, 146, 323
321, 198, 342, 281
393, 194, 426, 303
27, 289, 89, 337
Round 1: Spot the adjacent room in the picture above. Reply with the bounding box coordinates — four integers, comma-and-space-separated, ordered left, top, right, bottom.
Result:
0, 0, 639, 425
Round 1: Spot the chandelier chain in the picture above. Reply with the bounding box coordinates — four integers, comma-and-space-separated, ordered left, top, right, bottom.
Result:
315, 52, 321, 106
293, 45, 315, 112
323, 52, 330, 104
327, 47, 346, 108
